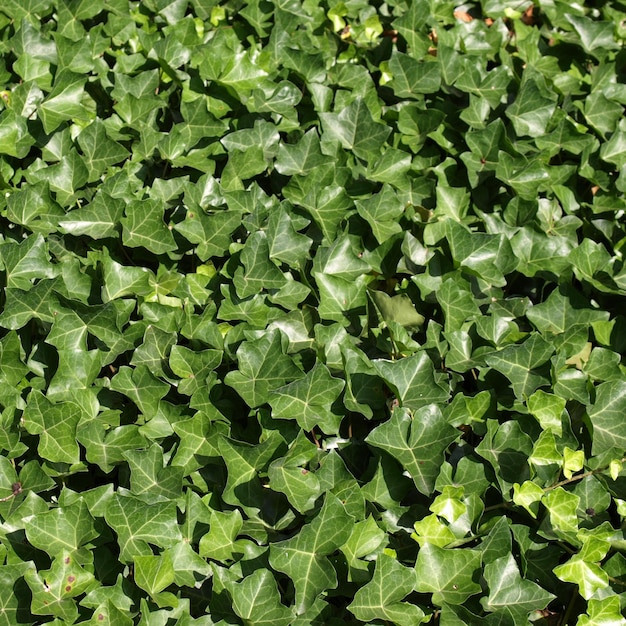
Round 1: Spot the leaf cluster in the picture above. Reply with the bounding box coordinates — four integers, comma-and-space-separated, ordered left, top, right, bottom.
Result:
0, 1, 626, 625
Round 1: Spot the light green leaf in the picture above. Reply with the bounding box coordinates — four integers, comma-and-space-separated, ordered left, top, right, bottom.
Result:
349, 553, 422, 626
481, 554, 555, 620
25, 551, 96, 623
414, 542, 482, 606
588, 381, 626, 455
198, 509, 243, 562
228, 570, 294, 626
134, 552, 175, 597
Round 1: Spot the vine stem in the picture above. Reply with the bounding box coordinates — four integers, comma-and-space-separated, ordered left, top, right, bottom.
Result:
544, 456, 626, 492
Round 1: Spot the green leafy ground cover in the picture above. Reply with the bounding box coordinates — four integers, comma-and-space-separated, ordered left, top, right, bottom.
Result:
0, 0, 625, 624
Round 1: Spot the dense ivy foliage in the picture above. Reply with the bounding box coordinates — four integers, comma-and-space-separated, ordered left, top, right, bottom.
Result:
1, 0, 626, 624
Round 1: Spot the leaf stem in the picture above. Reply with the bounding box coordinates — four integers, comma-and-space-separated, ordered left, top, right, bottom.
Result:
544, 457, 626, 492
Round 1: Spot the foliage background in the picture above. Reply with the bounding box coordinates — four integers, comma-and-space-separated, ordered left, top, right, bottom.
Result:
0, 0, 626, 624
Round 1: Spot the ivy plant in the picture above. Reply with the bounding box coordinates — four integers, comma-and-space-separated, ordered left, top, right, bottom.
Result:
0, 0, 626, 624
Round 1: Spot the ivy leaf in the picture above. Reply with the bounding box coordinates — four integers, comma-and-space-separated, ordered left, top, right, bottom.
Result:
506, 77, 557, 137
566, 14, 621, 55
374, 352, 449, 410
481, 554, 555, 621
588, 381, 626, 455
269, 494, 353, 613
198, 509, 243, 562
38, 73, 92, 133
484, 334, 554, 399
414, 542, 482, 606
77, 119, 129, 181
123, 444, 183, 500
133, 552, 176, 600
319, 97, 391, 160
366, 406, 459, 495
121, 199, 177, 255
0, 562, 35, 626
174, 208, 243, 261
225, 330, 302, 407
25, 551, 96, 623
104, 494, 182, 562
24, 498, 98, 554
349, 553, 423, 626
275, 129, 328, 176
218, 431, 285, 515
388, 51, 441, 96
235, 230, 288, 297
269, 363, 345, 433
229, 570, 294, 626
0, 234, 56, 289
22, 391, 82, 464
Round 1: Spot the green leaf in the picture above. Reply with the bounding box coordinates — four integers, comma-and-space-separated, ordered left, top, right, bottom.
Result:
0, 562, 35, 626
446, 221, 517, 287
234, 230, 288, 297
229, 570, 294, 626
506, 77, 557, 136
104, 494, 182, 562
275, 129, 328, 176
319, 97, 391, 160
77, 119, 129, 182
59, 192, 125, 239
588, 381, 626, 455
566, 14, 621, 55
577, 597, 626, 626
355, 184, 405, 243
0, 234, 56, 289
554, 554, 609, 600
366, 406, 458, 495
174, 208, 242, 261
484, 334, 554, 399
22, 391, 82, 464
225, 330, 302, 407
269, 363, 345, 434
123, 444, 183, 500
269, 494, 353, 612
25, 498, 98, 554
481, 554, 555, 620
414, 542, 482, 606
218, 430, 284, 514
121, 199, 177, 255
349, 553, 423, 625
38, 73, 93, 133
373, 352, 450, 410
198, 509, 243, 562
25, 551, 96, 623
134, 552, 175, 597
